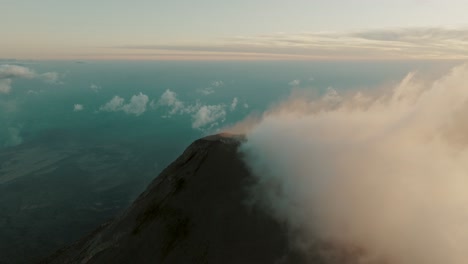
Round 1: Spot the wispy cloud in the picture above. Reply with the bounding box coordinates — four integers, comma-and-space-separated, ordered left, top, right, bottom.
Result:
117, 27, 468, 60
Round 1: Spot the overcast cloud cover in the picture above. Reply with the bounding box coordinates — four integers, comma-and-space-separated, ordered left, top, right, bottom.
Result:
237, 64, 468, 264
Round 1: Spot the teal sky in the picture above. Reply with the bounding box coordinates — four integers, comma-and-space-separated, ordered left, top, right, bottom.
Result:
3, 0, 468, 60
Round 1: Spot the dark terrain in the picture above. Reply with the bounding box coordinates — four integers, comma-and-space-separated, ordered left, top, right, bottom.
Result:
42, 134, 302, 263
0, 132, 158, 264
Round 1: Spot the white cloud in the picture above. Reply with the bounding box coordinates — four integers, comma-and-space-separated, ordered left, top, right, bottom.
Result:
237, 64, 468, 263
198, 87, 215, 95
244, 103, 249, 109
99, 93, 149, 116
197, 81, 224, 95
100, 96, 124, 112
288, 79, 300, 86
157, 89, 185, 115
73, 104, 84, 112
230, 97, 238, 111
0, 79, 12, 94
0, 64, 60, 94
192, 104, 226, 129
40, 72, 59, 83
211, 80, 224, 87
0, 64, 36, 79
156, 89, 232, 129
122, 92, 149, 116
90, 83, 101, 92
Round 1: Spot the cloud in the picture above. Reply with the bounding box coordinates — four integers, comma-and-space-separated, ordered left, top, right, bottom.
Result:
90, 83, 101, 92
211, 80, 224, 87
197, 81, 224, 95
198, 87, 215, 95
100, 96, 124, 112
192, 104, 226, 129
288, 79, 300, 86
236, 64, 468, 263
40, 72, 59, 83
0, 79, 12, 94
73, 104, 84, 112
230, 97, 238, 111
0, 64, 60, 94
122, 93, 149, 116
0, 64, 36, 79
99, 93, 149, 116
156, 89, 232, 129
119, 27, 468, 60
244, 103, 249, 109
157, 89, 185, 115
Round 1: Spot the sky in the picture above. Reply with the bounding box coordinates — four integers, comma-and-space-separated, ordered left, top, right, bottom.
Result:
3, 0, 468, 60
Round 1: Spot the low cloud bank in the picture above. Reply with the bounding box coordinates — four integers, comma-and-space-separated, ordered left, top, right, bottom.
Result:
237, 64, 468, 263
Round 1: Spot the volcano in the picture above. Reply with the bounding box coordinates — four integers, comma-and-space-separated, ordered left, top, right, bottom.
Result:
42, 134, 303, 264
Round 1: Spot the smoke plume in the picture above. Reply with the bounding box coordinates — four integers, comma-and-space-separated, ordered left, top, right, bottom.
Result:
237, 64, 468, 263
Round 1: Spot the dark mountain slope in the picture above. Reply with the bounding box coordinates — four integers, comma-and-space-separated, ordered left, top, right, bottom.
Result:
43, 134, 299, 264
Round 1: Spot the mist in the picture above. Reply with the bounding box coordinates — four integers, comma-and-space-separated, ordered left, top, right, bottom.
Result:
238, 64, 468, 263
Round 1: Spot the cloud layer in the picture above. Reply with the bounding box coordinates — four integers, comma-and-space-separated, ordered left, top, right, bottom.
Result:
119, 27, 468, 60
237, 64, 468, 263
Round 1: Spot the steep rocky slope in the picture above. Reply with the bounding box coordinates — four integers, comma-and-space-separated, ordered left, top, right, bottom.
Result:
42, 134, 301, 264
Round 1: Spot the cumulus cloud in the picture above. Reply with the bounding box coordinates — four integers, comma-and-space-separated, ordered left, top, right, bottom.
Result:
192, 104, 226, 129
90, 83, 101, 92
0, 79, 12, 94
156, 89, 232, 129
236, 64, 468, 263
122, 93, 149, 116
157, 89, 185, 115
73, 104, 84, 112
197, 81, 224, 95
211, 80, 224, 87
39, 72, 59, 83
100, 93, 149, 116
230, 97, 238, 111
100, 96, 124, 112
198, 87, 215, 95
0, 64, 36, 79
0, 64, 60, 94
